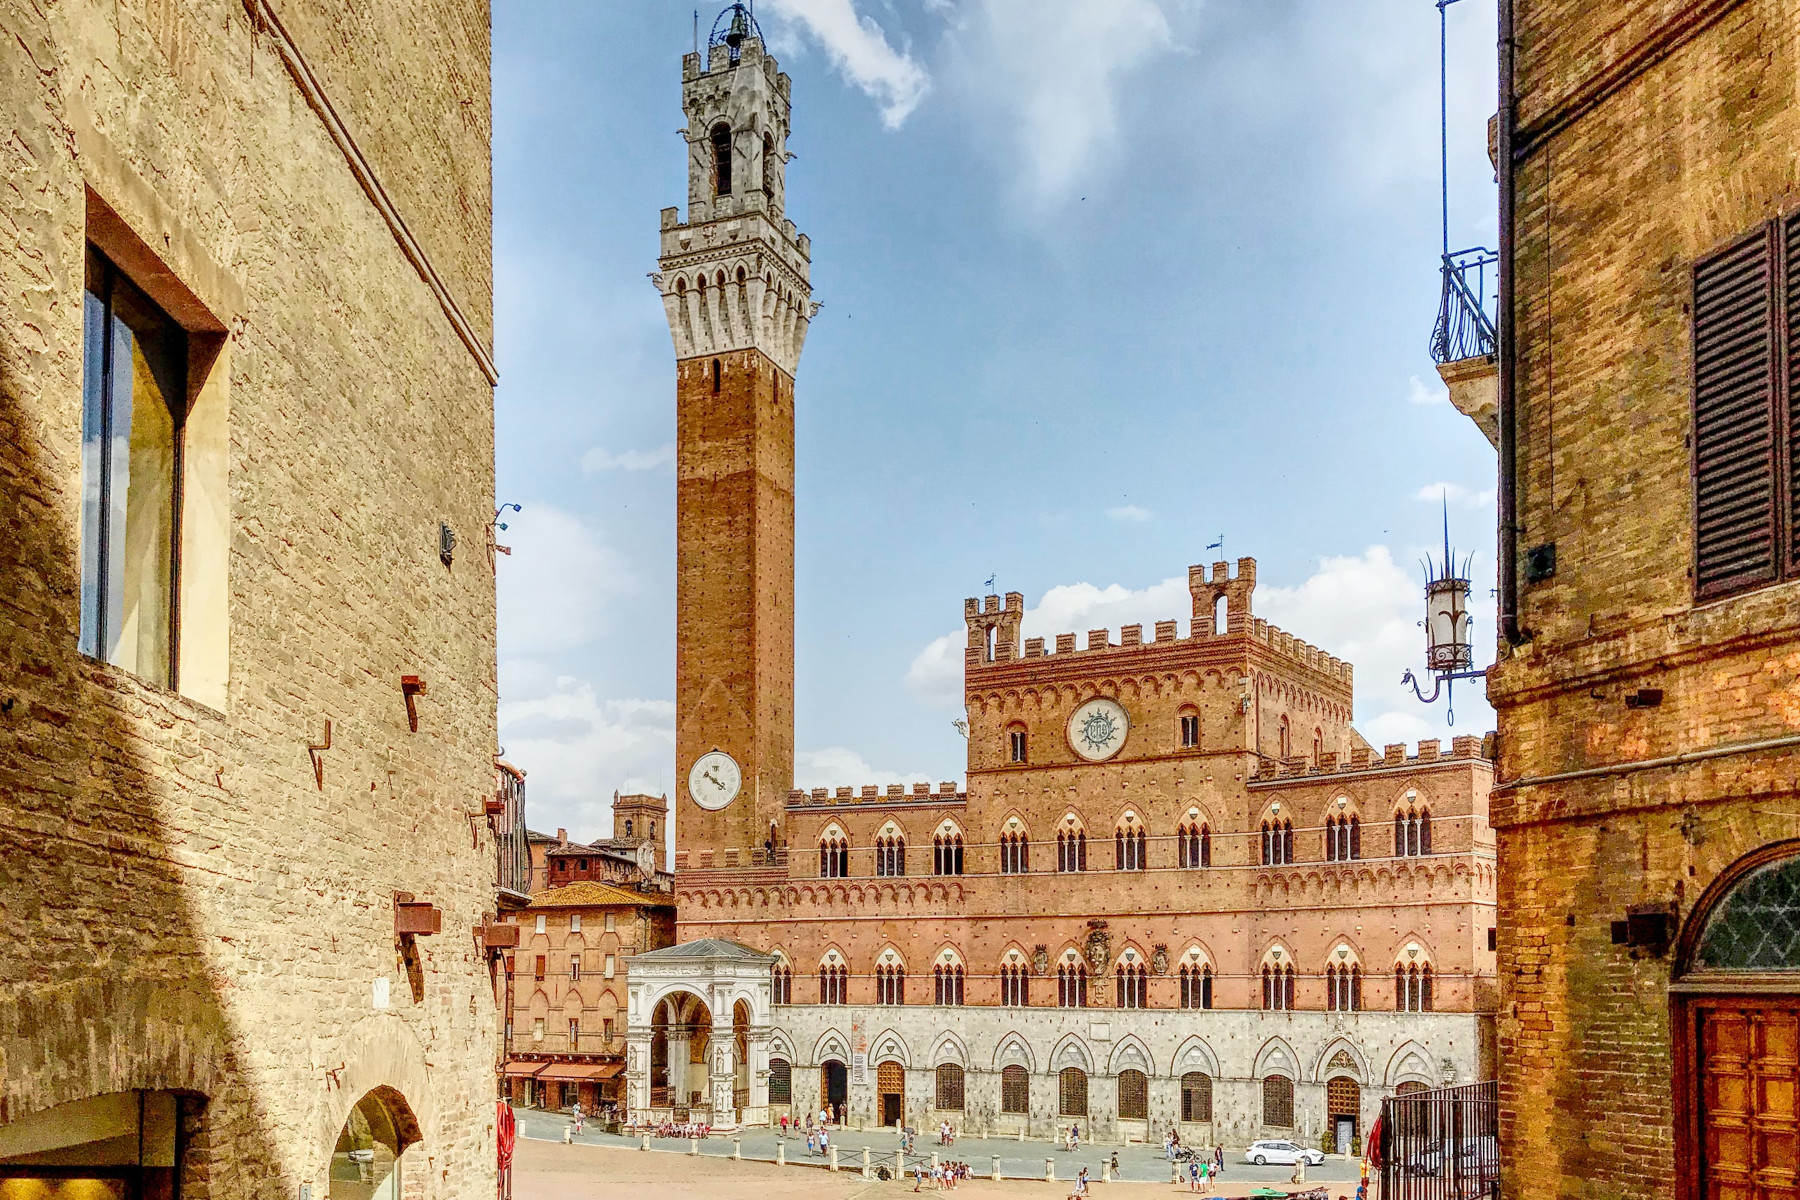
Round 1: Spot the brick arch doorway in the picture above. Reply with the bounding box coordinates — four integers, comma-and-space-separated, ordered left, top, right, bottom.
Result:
1674, 840, 1800, 1199
877, 1060, 905, 1127
1326, 1076, 1360, 1154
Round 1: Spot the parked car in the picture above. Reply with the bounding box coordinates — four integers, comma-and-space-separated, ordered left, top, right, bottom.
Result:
1243, 1140, 1326, 1167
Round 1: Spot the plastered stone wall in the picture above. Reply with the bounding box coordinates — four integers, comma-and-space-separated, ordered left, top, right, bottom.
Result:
1489, 3, 1800, 1198
0, 1, 497, 1197
765, 1004, 1485, 1147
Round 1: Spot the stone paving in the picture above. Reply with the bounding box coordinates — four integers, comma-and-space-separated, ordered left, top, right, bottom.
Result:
512, 1108, 1366, 1191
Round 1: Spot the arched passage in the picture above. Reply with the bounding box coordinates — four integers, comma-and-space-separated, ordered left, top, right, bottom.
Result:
329, 1087, 421, 1200
650, 991, 712, 1110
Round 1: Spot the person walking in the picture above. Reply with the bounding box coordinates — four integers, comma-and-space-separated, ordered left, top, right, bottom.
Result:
820, 1127, 830, 1157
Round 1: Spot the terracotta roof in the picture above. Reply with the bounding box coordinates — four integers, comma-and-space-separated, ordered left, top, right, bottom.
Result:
530, 880, 668, 909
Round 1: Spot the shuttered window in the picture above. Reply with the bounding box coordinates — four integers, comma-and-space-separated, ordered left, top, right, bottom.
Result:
1691, 217, 1800, 599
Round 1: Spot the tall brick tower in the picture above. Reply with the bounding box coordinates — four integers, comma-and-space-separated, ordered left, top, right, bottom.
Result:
656, 4, 813, 868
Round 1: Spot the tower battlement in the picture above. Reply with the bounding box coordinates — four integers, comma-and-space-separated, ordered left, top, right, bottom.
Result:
654, 31, 814, 377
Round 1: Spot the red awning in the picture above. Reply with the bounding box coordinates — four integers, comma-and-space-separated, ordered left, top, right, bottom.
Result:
535, 1061, 624, 1081
501, 1061, 549, 1078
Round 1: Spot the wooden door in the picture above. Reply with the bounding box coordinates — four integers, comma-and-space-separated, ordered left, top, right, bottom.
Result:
1697, 998, 1800, 1199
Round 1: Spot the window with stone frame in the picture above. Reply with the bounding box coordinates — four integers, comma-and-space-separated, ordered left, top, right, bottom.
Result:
1115, 822, 1147, 870
1058, 962, 1089, 1008
1394, 808, 1432, 856
934, 964, 965, 1005
935, 1063, 965, 1111
876, 964, 906, 1005
1009, 728, 1028, 763
711, 123, 733, 196
769, 1058, 792, 1103
1000, 830, 1030, 873
1262, 1075, 1295, 1128
1180, 1072, 1213, 1122
1179, 963, 1212, 1009
1058, 829, 1087, 872
1001, 963, 1029, 1007
1058, 1068, 1088, 1117
1179, 821, 1211, 868
1001, 1065, 1029, 1114
1117, 1070, 1148, 1120
934, 832, 965, 876
1115, 962, 1147, 1009
1179, 712, 1201, 748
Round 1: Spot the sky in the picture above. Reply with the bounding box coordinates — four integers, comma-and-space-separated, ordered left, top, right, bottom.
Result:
492, 0, 1502, 843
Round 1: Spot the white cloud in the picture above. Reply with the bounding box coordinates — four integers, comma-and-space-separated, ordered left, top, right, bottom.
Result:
794, 747, 943, 791
496, 504, 634, 656
580, 443, 674, 473
763, 0, 930, 128
1414, 481, 1496, 509
1106, 504, 1152, 523
904, 546, 1497, 740
1407, 374, 1446, 405
497, 664, 675, 842
947, 0, 1177, 203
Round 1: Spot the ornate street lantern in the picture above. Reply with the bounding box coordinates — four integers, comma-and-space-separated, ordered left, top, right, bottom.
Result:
1403, 509, 1486, 723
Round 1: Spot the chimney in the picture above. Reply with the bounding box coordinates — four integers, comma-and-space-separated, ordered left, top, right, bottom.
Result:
556, 828, 567, 843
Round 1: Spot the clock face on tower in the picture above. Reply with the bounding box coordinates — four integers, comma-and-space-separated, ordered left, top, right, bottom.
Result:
1067, 698, 1130, 761
688, 750, 743, 811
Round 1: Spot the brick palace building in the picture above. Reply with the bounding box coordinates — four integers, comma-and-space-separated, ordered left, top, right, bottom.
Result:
608, 5, 1501, 1152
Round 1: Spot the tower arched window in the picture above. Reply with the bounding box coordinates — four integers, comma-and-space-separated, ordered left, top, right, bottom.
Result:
773, 962, 793, 1004
1008, 727, 1028, 764
1261, 819, 1294, 866
711, 123, 733, 196
1395, 807, 1433, 857
1179, 821, 1210, 868
1278, 715, 1291, 759
1396, 962, 1434, 1012
1326, 814, 1362, 862
876, 834, 906, 877
761, 131, 775, 198
1115, 823, 1146, 870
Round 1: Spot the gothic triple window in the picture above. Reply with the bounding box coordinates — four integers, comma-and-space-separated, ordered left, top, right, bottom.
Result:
934, 964, 965, 1006
1000, 831, 1030, 873
933, 832, 964, 876
1115, 823, 1147, 871
876, 833, 906, 877
1116, 962, 1147, 1009
1262, 819, 1295, 866
819, 833, 849, 878
876, 964, 906, 1005
1395, 807, 1433, 857
1179, 963, 1213, 1010
1262, 964, 1297, 1010
772, 963, 793, 1005
1058, 830, 1088, 872
818, 963, 847, 1005
1327, 964, 1363, 1011
1178, 822, 1211, 868
1001, 964, 1030, 1007
1396, 963, 1434, 1011
1058, 962, 1089, 1008
1326, 814, 1362, 862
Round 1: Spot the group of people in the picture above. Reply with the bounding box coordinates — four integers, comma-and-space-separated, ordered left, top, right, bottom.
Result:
937, 1120, 956, 1146
620, 1117, 711, 1139
912, 1160, 973, 1190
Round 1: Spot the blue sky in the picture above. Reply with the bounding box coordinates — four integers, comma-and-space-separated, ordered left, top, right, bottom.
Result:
493, 0, 1501, 841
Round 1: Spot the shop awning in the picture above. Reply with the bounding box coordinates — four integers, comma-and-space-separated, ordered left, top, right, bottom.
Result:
501, 1061, 548, 1078
535, 1061, 624, 1081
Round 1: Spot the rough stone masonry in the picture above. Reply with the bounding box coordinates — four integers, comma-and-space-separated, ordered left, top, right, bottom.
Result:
0, 1, 501, 1197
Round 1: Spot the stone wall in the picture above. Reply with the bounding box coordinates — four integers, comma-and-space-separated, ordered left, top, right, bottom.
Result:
0, 1, 498, 1196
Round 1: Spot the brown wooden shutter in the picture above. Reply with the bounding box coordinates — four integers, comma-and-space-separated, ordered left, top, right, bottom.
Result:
1694, 227, 1778, 598
1786, 212, 1800, 574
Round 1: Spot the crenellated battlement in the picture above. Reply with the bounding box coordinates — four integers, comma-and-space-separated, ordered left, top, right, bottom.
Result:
961, 556, 1352, 687
1249, 734, 1493, 782
786, 781, 966, 808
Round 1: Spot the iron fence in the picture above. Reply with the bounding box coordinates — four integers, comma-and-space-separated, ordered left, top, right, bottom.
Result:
1429, 248, 1499, 364
1377, 1080, 1499, 1200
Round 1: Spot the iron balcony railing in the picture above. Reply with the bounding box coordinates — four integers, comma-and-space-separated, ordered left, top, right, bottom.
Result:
1377, 1079, 1499, 1200
1429, 248, 1499, 365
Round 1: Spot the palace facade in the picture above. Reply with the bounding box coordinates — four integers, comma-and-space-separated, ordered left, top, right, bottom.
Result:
616, 4, 1498, 1152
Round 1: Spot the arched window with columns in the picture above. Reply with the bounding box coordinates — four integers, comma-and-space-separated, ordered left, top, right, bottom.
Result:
818, 826, 849, 878
875, 825, 907, 877
1395, 944, 1434, 1011
933, 821, 965, 876
1057, 815, 1088, 873
1000, 818, 1031, 874
1116, 812, 1147, 870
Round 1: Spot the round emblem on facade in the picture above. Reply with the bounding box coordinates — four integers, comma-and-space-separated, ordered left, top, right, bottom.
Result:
687, 750, 742, 811
1066, 697, 1129, 761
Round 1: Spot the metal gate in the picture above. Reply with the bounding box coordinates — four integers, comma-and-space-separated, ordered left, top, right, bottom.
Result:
1376, 1080, 1499, 1200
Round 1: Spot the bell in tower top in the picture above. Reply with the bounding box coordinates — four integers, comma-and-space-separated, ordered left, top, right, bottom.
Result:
711, 2, 759, 64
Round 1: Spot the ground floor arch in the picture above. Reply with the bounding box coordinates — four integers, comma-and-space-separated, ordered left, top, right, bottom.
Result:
329, 1087, 422, 1200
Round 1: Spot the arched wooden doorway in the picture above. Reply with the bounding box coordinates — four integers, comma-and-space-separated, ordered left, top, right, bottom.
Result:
1675, 841, 1800, 1199
820, 1059, 848, 1116
1326, 1077, 1361, 1153
877, 1060, 905, 1127
329, 1087, 420, 1200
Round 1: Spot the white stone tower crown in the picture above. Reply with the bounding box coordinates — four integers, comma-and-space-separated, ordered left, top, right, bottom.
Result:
655, 5, 815, 377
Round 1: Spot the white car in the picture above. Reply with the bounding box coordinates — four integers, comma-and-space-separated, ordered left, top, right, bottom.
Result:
1243, 1140, 1326, 1167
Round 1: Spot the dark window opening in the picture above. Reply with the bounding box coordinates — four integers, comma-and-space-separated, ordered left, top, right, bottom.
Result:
711, 124, 733, 196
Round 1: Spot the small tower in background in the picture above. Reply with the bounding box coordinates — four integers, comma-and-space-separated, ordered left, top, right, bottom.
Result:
612, 791, 669, 873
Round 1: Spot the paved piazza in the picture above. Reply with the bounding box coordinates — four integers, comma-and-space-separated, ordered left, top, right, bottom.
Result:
512, 1109, 1368, 1198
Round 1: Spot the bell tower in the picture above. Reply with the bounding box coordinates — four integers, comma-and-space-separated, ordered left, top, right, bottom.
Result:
656, 4, 814, 870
